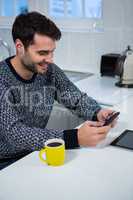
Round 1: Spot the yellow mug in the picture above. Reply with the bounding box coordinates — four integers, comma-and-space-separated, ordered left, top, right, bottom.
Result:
39, 138, 65, 166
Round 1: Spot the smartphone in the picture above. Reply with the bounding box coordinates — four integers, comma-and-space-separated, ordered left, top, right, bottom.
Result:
103, 111, 120, 126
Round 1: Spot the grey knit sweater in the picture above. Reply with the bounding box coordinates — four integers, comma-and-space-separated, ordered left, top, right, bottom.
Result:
0, 57, 101, 159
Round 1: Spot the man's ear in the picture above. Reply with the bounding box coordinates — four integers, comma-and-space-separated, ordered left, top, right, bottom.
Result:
15, 39, 24, 55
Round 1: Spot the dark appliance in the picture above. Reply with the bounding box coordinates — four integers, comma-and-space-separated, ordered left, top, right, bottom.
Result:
100, 53, 121, 76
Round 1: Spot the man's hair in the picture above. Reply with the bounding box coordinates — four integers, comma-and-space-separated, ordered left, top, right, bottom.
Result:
12, 11, 61, 48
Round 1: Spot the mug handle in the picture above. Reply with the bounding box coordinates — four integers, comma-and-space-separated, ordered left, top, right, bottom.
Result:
39, 149, 47, 163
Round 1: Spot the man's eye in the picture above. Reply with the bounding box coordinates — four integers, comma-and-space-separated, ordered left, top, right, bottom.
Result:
39, 52, 49, 56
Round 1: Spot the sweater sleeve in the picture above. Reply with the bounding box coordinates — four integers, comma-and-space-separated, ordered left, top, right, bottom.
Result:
0, 81, 79, 158
54, 64, 101, 120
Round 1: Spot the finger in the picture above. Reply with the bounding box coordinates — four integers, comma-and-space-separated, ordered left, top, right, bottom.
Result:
101, 110, 116, 123
94, 125, 111, 135
98, 110, 114, 122
86, 120, 104, 127
110, 118, 118, 128
104, 110, 115, 118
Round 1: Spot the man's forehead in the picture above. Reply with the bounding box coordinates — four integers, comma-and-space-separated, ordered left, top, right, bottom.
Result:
28, 35, 56, 51
33, 33, 55, 43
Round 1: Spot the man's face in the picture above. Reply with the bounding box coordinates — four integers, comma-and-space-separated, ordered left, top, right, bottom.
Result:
19, 34, 56, 74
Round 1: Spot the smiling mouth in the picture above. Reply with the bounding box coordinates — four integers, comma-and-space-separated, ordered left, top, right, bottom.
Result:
38, 63, 48, 69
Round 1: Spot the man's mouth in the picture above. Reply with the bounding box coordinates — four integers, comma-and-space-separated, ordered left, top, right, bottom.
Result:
38, 62, 48, 69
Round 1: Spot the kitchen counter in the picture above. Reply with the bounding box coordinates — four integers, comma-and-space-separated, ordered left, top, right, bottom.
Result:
63, 70, 93, 82
75, 74, 133, 106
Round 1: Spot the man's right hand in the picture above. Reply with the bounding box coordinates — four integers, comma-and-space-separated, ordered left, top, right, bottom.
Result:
77, 121, 111, 147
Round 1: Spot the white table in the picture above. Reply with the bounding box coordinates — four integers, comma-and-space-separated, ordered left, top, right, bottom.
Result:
0, 116, 133, 200
1, 80, 133, 200
0, 144, 133, 200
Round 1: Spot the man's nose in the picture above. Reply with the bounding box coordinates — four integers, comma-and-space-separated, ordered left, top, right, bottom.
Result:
45, 52, 54, 63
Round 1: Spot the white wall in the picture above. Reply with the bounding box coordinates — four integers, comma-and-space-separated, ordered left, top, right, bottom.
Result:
0, 0, 133, 74
54, 0, 133, 73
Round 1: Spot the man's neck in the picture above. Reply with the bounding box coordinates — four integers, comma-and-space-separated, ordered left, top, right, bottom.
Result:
10, 56, 34, 80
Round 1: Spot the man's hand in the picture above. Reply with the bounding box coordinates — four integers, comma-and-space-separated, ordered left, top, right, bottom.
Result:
97, 109, 118, 127
77, 121, 111, 147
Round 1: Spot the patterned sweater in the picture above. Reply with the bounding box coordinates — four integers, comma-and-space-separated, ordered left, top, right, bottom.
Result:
0, 57, 101, 159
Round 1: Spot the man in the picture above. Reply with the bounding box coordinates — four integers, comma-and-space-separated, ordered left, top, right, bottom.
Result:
0, 11, 115, 163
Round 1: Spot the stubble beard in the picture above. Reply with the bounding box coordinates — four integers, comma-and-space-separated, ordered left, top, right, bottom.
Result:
21, 58, 38, 74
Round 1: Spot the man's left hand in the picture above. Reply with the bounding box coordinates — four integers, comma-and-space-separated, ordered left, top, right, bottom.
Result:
97, 109, 118, 127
